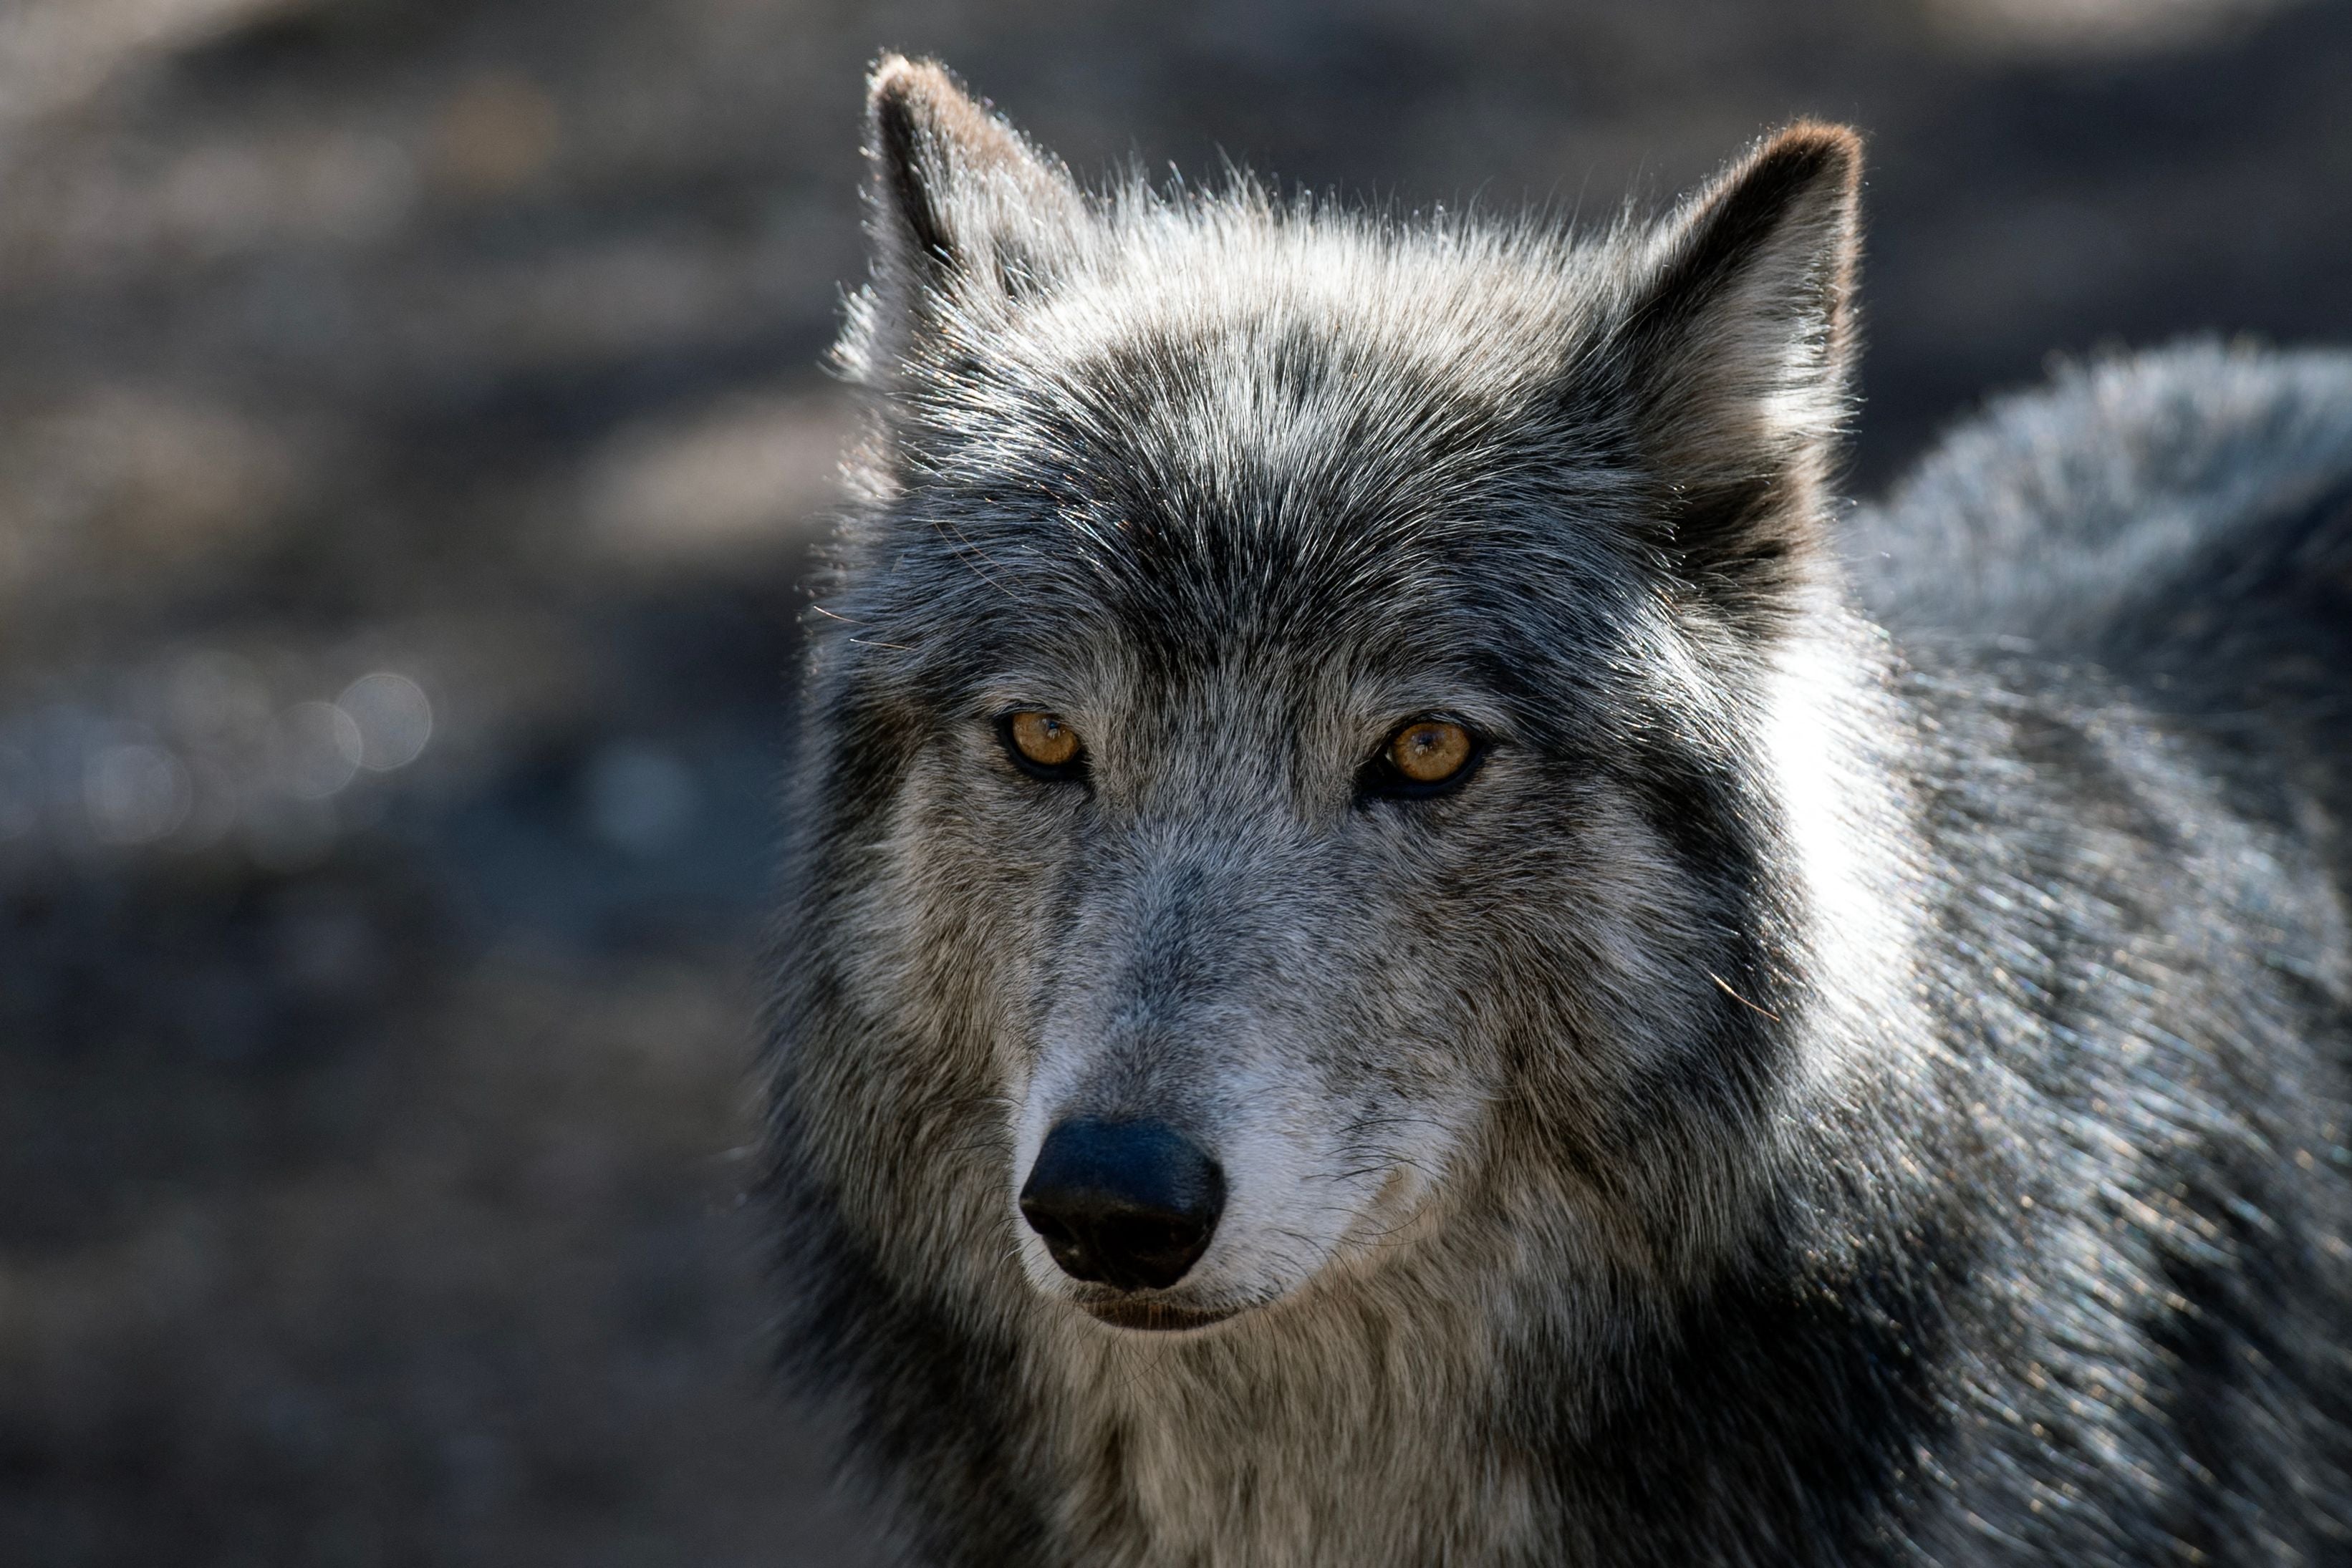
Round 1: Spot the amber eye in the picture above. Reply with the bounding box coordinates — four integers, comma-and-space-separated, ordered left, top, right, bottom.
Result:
1363, 717, 1480, 800
1002, 710, 1083, 776
1390, 720, 1473, 783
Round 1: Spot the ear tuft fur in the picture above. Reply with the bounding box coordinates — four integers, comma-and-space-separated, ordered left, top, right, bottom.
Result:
1616, 122, 1864, 628
851, 57, 1086, 382
1646, 123, 1861, 337
867, 57, 1055, 274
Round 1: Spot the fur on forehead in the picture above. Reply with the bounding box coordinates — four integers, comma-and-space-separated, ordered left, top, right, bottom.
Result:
834, 56, 1862, 664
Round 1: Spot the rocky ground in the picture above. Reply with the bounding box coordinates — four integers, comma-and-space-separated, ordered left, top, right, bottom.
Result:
1, 0, 2347, 1562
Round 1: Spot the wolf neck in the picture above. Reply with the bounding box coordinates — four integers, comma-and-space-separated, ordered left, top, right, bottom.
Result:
1758, 598, 1932, 1100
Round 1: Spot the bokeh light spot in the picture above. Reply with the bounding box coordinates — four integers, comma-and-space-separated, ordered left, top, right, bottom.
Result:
85, 741, 192, 844
274, 701, 363, 799
584, 742, 698, 856
337, 672, 433, 771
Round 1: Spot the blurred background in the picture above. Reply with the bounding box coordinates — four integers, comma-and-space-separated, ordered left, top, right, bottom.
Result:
0, 0, 2346, 1562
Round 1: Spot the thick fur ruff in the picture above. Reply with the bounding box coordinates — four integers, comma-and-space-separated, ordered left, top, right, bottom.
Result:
763, 57, 2352, 1566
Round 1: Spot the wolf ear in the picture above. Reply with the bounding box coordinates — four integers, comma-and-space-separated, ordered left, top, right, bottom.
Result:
850, 57, 1086, 375
1610, 124, 1861, 626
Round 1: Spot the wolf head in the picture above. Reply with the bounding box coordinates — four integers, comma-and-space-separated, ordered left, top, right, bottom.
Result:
773, 59, 1912, 1345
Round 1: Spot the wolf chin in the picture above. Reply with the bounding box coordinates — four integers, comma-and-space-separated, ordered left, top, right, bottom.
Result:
763, 57, 2352, 1566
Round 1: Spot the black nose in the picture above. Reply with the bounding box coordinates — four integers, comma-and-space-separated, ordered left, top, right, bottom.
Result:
1019, 1119, 1225, 1292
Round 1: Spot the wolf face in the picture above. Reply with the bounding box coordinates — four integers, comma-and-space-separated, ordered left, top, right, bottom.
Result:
776, 59, 1914, 1347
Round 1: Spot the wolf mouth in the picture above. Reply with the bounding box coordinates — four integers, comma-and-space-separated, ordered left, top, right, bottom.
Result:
1076, 1297, 1243, 1332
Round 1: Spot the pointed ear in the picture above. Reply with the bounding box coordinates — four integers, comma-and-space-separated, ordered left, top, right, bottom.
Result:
1613, 123, 1861, 626
852, 57, 1086, 373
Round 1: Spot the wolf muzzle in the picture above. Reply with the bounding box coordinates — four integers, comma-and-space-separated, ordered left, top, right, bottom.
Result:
1018, 1119, 1225, 1292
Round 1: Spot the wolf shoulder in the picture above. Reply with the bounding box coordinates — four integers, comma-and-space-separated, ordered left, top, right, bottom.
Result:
1848, 343, 2352, 898
1848, 341, 2352, 647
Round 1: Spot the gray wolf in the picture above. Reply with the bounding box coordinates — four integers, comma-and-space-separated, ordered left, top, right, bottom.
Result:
763, 54, 2352, 1565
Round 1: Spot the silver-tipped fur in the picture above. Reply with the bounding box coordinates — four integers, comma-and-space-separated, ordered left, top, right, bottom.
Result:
765, 57, 2352, 1567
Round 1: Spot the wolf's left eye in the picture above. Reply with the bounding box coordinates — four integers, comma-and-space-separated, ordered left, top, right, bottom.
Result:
1000, 710, 1086, 780
1361, 717, 1482, 800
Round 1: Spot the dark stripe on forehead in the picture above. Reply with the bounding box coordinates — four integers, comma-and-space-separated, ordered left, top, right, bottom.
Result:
856, 289, 1682, 714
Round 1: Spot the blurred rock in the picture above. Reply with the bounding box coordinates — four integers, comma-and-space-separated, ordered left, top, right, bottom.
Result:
430, 72, 563, 198
0, 0, 312, 139
0, 393, 294, 607
1929, 0, 2305, 55
581, 390, 853, 567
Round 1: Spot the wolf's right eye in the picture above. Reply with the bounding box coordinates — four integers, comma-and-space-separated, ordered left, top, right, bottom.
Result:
1000, 710, 1086, 780
1391, 720, 1473, 783
1360, 717, 1483, 801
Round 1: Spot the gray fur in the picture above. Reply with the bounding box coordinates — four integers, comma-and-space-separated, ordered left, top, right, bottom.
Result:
764, 57, 2352, 1566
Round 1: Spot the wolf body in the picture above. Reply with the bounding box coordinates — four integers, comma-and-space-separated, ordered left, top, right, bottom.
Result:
765, 58, 2352, 1566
